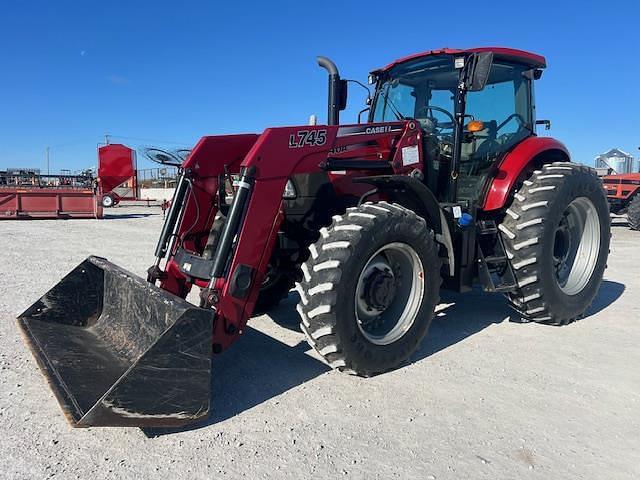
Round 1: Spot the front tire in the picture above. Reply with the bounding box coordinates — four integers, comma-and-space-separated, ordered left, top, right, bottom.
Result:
499, 162, 610, 325
296, 202, 441, 376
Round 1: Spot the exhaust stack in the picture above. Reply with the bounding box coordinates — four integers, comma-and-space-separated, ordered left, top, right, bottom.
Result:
317, 56, 347, 125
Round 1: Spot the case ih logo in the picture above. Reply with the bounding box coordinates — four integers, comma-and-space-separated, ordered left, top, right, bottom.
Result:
365, 126, 393, 134
288, 130, 327, 148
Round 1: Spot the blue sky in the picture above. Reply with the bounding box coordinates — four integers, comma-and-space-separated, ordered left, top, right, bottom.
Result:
0, 0, 638, 172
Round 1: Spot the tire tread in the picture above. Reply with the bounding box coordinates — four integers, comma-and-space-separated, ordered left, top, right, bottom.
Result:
297, 201, 441, 376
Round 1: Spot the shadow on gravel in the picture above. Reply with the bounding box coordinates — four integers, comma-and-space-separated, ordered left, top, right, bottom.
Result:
413, 279, 624, 362
265, 294, 304, 331
143, 316, 329, 438
414, 288, 510, 361
144, 281, 624, 437
103, 213, 159, 219
584, 280, 625, 316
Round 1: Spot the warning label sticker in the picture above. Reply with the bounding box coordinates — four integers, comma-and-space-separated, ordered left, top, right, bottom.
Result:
401, 145, 419, 166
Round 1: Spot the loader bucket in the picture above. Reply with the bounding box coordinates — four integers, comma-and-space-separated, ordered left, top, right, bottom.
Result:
17, 256, 214, 428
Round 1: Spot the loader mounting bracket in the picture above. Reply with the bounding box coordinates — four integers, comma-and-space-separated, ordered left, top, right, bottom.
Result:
175, 248, 215, 281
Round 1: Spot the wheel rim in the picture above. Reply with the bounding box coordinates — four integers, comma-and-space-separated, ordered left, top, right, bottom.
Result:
355, 242, 424, 345
102, 196, 113, 207
552, 197, 601, 295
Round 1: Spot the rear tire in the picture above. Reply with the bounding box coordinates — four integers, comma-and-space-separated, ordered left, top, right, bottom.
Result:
499, 162, 610, 325
627, 195, 640, 231
296, 202, 441, 376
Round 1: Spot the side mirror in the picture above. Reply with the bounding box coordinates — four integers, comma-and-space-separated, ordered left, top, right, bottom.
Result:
466, 52, 493, 92
357, 107, 370, 124
338, 79, 348, 111
523, 68, 543, 80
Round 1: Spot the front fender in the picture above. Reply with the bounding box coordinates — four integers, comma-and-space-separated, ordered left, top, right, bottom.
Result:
354, 175, 456, 275
481, 137, 570, 211
354, 175, 442, 233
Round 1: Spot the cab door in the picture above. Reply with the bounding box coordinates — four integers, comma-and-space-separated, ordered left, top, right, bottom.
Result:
456, 62, 534, 202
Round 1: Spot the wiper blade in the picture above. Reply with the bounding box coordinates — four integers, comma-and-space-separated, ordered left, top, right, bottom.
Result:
380, 86, 405, 121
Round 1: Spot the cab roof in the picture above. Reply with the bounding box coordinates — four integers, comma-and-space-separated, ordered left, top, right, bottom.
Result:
373, 47, 546, 74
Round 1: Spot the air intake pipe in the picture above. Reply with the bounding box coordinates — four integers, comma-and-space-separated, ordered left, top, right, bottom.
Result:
317, 56, 348, 125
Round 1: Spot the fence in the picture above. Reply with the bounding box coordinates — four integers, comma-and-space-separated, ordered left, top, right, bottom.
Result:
137, 167, 179, 189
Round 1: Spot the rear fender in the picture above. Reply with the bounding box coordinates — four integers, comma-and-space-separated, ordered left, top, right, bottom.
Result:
481, 137, 570, 211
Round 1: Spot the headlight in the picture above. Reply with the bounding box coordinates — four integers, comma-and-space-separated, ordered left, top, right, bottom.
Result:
283, 179, 297, 199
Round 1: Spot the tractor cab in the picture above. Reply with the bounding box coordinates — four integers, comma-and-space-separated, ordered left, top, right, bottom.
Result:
369, 48, 545, 204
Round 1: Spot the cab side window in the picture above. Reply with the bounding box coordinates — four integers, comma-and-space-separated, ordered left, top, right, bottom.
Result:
456, 63, 533, 201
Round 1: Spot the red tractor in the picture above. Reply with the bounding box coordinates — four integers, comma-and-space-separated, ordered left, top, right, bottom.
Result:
603, 172, 640, 230
18, 47, 610, 427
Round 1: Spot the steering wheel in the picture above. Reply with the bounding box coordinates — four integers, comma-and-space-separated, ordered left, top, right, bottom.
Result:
416, 106, 456, 131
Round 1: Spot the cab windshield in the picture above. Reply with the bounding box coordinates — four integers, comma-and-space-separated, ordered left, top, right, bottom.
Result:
371, 54, 533, 200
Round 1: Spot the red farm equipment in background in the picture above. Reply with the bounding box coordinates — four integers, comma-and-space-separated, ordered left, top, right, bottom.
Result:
603, 172, 640, 230
0, 169, 102, 219
97, 143, 138, 207
0, 142, 169, 219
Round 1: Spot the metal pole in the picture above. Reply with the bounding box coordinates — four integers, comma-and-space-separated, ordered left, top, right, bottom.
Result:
46, 147, 50, 176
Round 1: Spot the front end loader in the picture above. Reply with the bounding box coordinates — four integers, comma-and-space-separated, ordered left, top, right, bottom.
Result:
18, 47, 610, 427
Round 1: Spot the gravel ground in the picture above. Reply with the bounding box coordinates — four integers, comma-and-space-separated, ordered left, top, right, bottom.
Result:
0, 206, 638, 479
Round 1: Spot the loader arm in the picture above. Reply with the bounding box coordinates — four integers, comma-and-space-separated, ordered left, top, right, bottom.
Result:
156, 122, 420, 351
